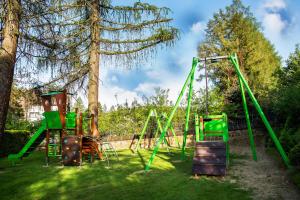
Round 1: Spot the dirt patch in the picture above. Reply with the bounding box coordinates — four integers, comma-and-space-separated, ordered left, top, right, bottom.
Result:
227, 145, 300, 200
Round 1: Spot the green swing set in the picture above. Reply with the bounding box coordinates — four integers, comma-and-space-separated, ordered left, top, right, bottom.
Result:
133, 109, 181, 152
142, 53, 290, 172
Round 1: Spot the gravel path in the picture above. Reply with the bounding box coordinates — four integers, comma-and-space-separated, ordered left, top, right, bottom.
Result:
228, 145, 300, 200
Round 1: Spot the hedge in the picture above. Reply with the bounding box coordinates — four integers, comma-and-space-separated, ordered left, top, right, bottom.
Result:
0, 130, 31, 157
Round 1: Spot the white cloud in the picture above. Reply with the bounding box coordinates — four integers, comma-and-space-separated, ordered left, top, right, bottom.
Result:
111, 75, 118, 83
134, 82, 160, 96
263, 0, 286, 11
100, 85, 142, 108
263, 13, 286, 36
190, 21, 205, 34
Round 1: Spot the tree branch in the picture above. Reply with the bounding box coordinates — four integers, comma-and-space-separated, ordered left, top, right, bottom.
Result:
21, 33, 58, 49
100, 18, 172, 31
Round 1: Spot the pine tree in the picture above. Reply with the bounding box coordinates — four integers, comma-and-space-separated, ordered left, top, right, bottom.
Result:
39, 1, 179, 134
198, 0, 281, 114
274, 44, 300, 125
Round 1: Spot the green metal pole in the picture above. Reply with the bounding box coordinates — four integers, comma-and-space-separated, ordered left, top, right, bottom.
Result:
222, 113, 230, 166
154, 110, 163, 139
181, 62, 196, 160
145, 58, 199, 171
134, 109, 153, 152
154, 125, 160, 142
162, 112, 181, 148
238, 77, 257, 161
195, 113, 200, 142
153, 110, 169, 146
229, 54, 290, 168
170, 123, 181, 148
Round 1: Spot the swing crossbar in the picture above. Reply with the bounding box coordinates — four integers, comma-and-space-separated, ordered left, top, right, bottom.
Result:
197, 55, 229, 62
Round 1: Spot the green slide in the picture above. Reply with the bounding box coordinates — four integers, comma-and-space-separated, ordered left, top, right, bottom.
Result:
8, 120, 47, 162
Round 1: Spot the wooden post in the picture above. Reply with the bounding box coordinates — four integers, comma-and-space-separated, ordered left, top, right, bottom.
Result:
75, 108, 78, 135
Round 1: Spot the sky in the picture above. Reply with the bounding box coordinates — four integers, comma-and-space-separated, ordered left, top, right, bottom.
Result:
95, 0, 300, 108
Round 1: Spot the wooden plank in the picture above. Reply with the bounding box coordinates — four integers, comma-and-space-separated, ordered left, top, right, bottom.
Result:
192, 164, 226, 176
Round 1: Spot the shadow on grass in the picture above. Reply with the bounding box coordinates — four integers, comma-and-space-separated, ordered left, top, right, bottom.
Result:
0, 149, 252, 200
136, 150, 146, 169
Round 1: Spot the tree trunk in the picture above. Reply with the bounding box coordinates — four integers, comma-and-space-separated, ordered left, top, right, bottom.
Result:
88, 0, 100, 137
0, 0, 21, 135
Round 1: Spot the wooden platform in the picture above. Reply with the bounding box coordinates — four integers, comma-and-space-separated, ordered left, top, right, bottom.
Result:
192, 141, 227, 176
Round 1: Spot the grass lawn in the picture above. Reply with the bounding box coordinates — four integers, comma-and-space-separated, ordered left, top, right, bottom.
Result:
0, 148, 252, 200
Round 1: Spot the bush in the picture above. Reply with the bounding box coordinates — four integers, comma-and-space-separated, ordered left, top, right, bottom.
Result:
289, 142, 300, 166
0, 130, 31, 157
279, 128, 297, 153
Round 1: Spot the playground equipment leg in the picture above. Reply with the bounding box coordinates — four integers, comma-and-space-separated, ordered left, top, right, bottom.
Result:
145, 58, 198, 171
199, 116, 204, 141
230, 54, 290, 168
134, 110, 153, 152
195, 114, 200, 142
181, 70, 195, 160
238, 77, 257, 161
170, 124, 181, 148
161, 112, 180, 148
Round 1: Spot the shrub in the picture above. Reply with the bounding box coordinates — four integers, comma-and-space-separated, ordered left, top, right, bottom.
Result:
289, 142, 300, 166
279, 128, 297, 153
0, 130, 31, 157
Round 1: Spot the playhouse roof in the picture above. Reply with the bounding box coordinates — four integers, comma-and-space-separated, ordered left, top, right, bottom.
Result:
40, 91, 63, 96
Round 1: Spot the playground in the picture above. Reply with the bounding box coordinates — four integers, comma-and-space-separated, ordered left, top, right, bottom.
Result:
0, 143, 299, 200
1, 0, 300, 199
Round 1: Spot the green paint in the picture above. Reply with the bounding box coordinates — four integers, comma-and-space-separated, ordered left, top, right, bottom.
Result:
229, 54, 290, 168
238, 77, 257, 161
135, 109, 180, 153
8, 120, 47, 161
199, 113, 229, 165
40, 91, 63, 96
134, 109, 153, 152
162, 112, 181, 148
181, 65, 195, 160
44, 111, 62, 129
145, 57, 198, 171
66, 112, 76, 129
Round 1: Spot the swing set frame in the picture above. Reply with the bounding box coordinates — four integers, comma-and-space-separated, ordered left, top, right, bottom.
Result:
143, 53, 290, 171
134, 109, 181, 153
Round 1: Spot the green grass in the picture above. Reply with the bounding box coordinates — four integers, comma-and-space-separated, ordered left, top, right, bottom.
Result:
0, 148, 252, 200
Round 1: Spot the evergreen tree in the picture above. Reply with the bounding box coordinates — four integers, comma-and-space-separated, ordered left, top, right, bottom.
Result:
37, 1, 179, 134
0, 1, 59, 134
274, 44, 300, 125
198, 0, 281, 114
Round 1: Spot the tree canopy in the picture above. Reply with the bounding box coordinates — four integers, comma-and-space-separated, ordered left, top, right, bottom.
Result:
198, 0, 281, 115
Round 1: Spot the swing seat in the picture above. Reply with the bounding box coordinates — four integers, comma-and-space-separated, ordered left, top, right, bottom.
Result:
193, 113, 229, 176
192, 141, 227, 176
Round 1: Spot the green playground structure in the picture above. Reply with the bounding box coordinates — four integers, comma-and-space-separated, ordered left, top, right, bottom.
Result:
8, 120, 47, 162
143, 53, 290, 172
194, 113, 230, 165
8, 90, 117, 166
8, 110, 78, 163
133, 109, 180, 152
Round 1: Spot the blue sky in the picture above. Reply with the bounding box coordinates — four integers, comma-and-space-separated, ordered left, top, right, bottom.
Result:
98, 0, 300, 108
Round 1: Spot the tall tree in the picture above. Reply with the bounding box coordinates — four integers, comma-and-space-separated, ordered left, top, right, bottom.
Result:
0, 0, 21, 134
198, 0, 281, 114
274, 44, 300, 125
0, 1, 60, 134
42, 1, 179, 135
